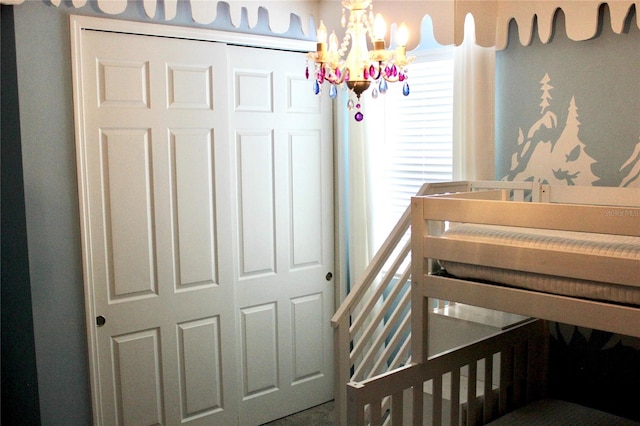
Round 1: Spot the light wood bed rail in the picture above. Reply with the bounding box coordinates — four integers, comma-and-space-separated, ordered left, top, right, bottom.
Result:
346, 319, 547, 426
411, 186, 640, 364
345, 183, 639, 426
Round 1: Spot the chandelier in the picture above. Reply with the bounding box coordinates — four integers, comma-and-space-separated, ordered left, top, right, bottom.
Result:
306, 0, 414, 121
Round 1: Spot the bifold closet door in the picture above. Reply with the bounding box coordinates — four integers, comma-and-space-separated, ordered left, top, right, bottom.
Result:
75, 22, 334, 426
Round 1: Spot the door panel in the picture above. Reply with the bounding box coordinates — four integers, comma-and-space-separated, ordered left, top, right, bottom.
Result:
228, 45, 335, 425
290, 132, 324, 267
112, 329, 163, 425
291, 293, 325, 381
101, 128, 156, 299
236, 131, 277, 277
240, 303, 279, 397
171, 129, 217, 288
177, 317, 224, 419
79, 29, 237, 425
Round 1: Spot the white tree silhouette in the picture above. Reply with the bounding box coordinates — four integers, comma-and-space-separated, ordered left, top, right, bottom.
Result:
620, 139, 640, 187
539, 73, 553, 114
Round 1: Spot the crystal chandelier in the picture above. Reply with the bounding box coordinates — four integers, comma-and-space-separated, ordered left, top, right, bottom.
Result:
306, 0, 415, 121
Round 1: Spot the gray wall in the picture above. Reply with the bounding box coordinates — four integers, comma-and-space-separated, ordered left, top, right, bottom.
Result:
14, 5, 91, 424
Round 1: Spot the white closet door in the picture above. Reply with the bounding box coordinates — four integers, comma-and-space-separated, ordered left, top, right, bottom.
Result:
77, 29, 238, 425
227, 45, 335, 425
75, 21, 334, 426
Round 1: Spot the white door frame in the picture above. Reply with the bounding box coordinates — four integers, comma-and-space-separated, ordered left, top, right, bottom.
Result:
69, 15, 321, 424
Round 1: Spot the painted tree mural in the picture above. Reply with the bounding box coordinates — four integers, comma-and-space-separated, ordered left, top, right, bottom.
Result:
502, 73, 640, 187
620, 139, 640, 187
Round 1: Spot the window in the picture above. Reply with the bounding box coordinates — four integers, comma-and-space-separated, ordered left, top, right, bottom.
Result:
368, 47, 455, 247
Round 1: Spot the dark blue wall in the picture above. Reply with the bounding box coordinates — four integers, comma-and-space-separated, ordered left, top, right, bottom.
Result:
1, 5, 41, 424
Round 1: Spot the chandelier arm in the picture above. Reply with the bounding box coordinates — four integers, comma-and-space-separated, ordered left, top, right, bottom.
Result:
327, 73, 347, 85
381, 74, 401, 83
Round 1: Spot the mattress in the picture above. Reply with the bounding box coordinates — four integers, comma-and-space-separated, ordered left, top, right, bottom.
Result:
486, 399, 639, 425
440, 224, 640, 306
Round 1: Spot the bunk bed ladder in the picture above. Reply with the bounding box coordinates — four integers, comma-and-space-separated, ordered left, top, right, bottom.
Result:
331, 180, 542, 425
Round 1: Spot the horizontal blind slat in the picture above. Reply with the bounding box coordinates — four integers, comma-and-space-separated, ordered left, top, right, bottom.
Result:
378, 50, 454, 223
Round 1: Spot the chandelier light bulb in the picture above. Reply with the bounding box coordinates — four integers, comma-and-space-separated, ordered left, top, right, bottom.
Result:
317, 20, 328, 44
329, 31, 339, 54
373, 13, 386, 41
395, 22, 409, 47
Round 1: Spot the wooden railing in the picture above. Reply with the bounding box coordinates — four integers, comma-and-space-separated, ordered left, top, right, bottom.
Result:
346, 319, 547, 426
331, 180, 542, 425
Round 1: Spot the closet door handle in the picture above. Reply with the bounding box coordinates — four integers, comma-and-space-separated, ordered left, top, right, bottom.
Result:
325, 272, 333, 281
96, 316, 106, 327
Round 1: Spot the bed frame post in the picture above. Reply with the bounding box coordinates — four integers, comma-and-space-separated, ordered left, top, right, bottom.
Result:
346, 382, 365, 425
411, 197, 428, 363
527, 320, 549, 402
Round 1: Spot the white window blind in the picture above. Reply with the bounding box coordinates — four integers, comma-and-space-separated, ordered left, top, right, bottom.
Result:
370, 48, 455, 243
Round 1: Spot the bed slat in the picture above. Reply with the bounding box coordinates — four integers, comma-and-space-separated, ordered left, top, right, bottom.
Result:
423, 274, 640, 338
421, 197, 639, 237
467, 361, 478, 425
391, 391, 404, 425
483, 359, 494, 424
451, 369, 461, 426
412, 383, 423, 426
424, 237, 639, 287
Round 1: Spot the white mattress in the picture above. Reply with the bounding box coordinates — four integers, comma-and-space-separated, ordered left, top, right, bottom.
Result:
440, 224, 640, 306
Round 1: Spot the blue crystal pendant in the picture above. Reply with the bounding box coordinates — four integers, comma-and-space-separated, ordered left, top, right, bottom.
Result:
313, 80, 321, 95
329, 84, 338, 99
379, 79, 388, 94
402, 82, 410, 96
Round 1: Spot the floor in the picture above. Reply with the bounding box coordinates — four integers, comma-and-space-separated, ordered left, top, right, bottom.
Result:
261, 400, 335, 425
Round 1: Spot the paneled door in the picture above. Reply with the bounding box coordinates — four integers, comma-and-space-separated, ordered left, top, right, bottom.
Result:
75, 29, 238, 425
228, 45, 334, 425
73, 17, 333, 426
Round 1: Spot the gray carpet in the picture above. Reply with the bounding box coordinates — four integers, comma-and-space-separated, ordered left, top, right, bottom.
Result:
261, 400, 335, 425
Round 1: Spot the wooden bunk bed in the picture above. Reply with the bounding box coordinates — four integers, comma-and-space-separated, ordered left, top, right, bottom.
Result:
346, 183, 640, 425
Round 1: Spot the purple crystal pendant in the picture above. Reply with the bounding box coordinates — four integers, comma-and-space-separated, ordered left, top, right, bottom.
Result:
354, 101, 363, 122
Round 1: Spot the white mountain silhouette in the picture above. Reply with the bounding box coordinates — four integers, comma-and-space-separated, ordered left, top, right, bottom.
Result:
503, 73, 639, 187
